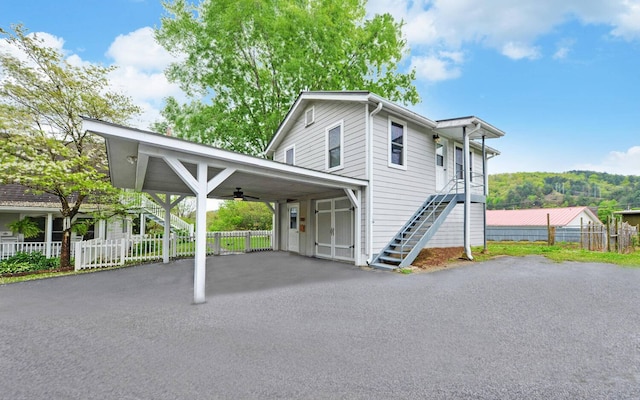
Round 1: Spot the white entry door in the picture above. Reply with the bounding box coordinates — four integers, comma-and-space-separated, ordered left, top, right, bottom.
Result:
315, 198, 354, 261
287, 203, 299, 253
435, 141, 447, 191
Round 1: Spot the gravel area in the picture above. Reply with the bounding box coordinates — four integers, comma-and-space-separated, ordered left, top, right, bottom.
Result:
1, 252, 639, 399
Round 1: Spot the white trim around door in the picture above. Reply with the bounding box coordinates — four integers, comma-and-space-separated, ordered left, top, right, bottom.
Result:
315, 197, 354, 261
287, 203, 299, 253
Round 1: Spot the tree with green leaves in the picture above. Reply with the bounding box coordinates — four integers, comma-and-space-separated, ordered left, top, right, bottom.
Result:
208, 201, 272, 231
0, 25, 141, 269
155, 0, 419, 155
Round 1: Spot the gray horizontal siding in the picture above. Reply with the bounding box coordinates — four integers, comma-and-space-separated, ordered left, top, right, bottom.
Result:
371, 111, 437, 253
274, 101, 366, 179
427, 203, 484, 248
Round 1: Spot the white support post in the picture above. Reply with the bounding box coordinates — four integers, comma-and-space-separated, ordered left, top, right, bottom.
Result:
161, 155, 234, 304
463, 127, 473, 260
272, 203, 280, 251
354, 189, 363, 266
194, 163, 209, 304
482, 136, 488, 252
140, 213, 146, 235
343, 188, 362, 266
45, 213, 53, 258
163, 201, 171, 263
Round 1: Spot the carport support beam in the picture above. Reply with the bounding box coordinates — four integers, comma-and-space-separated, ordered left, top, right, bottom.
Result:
343, 188, 362, 266
194, 163, 208, 304
163, 155, 235, 304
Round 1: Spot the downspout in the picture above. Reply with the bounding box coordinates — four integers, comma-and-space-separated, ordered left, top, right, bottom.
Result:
366, 101, 383, 264
463, 126, 473, 260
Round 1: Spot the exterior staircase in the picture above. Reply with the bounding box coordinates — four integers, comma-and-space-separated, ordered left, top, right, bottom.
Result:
370, 182, 464, 270
124, 192, 194, 235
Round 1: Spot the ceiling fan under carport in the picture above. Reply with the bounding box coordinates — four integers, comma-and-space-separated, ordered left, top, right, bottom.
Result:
221, 187, 260, 201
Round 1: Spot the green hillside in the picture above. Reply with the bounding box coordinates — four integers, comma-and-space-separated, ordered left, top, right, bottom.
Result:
487, 171, 640, 221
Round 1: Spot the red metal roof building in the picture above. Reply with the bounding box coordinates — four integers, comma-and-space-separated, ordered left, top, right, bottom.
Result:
486, 207, 601, 227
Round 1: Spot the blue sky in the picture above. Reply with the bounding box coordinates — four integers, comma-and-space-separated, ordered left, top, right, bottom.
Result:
2, 0, 640, 176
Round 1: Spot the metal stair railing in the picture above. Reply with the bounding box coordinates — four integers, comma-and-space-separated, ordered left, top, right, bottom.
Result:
123, 192, 194, 235
371, 177, 461, 268
395, 177, 460, 257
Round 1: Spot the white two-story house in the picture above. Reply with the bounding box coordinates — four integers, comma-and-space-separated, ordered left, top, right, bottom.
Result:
265, 91, 504, 269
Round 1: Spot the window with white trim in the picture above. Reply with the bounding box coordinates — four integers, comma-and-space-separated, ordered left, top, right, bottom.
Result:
284, 145, 295, 165
325, 121, 343, 170
388, 118, 407, 168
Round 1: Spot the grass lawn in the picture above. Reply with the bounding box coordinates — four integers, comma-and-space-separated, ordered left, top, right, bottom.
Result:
473, 241, 640, 267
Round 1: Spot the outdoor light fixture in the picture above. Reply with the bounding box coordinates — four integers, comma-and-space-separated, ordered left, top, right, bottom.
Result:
433, 134, 441, 143
233, 188, 244, 201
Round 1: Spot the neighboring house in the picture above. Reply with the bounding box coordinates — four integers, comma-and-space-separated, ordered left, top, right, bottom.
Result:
0, 184, 192, 259
486, 206, 601, 242
613, 209, 640, 227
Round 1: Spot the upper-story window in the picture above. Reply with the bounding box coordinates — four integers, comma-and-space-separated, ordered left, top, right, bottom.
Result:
325, 120, 343, 171
388, 117, 407, 169
284, 145, 295, 165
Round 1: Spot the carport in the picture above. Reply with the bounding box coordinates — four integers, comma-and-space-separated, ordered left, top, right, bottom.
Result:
82, 118, 368, 304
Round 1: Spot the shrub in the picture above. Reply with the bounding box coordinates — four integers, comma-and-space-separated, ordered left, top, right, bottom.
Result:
0, 252, 60, 275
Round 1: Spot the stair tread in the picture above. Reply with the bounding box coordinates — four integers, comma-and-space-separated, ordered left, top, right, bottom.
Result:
369, 263, 398, 271
384, 249, 409, 255
378, 255, 403, 264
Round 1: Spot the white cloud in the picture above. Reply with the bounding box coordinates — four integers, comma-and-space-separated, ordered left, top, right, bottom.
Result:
28, 32, 65, 53
552, 38, 575, 60
501, 42, 541, 60
411, 52, 463, 82
573, 146, 640, 175
106, 27, 176, 71
103, 27, 187, 129
368, 0, 640, 66
611, 0, 640, 39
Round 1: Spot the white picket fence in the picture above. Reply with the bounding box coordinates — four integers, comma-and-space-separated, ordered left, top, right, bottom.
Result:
0, 241, 71, 260
74, 230, 273, 270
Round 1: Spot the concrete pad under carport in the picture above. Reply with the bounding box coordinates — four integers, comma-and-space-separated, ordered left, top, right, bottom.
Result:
1, 254, 640, 399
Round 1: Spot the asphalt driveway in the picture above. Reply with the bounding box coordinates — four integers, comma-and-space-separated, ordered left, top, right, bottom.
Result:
1, 252, 639, 399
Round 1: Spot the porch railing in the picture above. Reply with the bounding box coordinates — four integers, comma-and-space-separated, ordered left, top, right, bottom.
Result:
448, 172, 486, 195
74, 230, 273, 270
0, 241, 72, 260
123, 192, 195, 234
